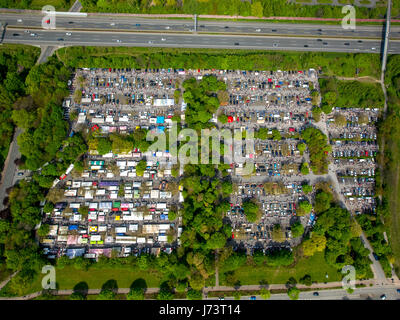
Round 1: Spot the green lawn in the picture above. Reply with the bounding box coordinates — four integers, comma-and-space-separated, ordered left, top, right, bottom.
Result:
222, 252, 343, 285
1, 266, 167, 296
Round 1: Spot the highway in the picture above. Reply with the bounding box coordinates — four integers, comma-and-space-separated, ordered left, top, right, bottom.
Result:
3, 28, 400, 54
1, 13, 400, 39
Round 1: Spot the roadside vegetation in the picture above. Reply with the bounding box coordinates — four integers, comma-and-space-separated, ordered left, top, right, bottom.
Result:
376, 54, 400, 276
0, 45, 40, 171
319, 77, 385, 113
78, 0, 390, 19
57, 47, 381, 79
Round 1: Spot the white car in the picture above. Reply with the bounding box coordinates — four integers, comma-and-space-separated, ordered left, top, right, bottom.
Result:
148, 40, 153, 44
116, 39, 122, 43
17, 19, 22, 23
161, 38, 166, 41
256, 28, 261, 32
110, 22, 115, 26
165, 26, 170, 29
30, 33, 37, 37
371, 47, 376, 50
66, 32, 71, 36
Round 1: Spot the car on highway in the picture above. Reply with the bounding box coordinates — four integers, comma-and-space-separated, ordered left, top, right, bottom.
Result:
110, 22, 116, 26
57, 38, 64, 41
30, 33, 37, 37
135, 24, 141, 26
218, 297, 224, 300
148, 40, 154, 44
116, 39, 122, 43
371, 47, 376, 50
380, 294, 386, 300
272, 29, 277, 32
358, 40, 363, 43
225, 26, 229, 28
66, 32, 71, 36
234, 42, 240, 46
323, 42, 328, 46
304, 44, 309, 47
313, 292, 319, 296
317, 39, 322, 41
273, 43, 278, 47
250, 296, 256, 300
165, 26, 170, 29
344, 42, 350, 46
17, 19, 22, 23
256, 28, 261, 32
12, 33, 20, 36
161, 38, 166, 41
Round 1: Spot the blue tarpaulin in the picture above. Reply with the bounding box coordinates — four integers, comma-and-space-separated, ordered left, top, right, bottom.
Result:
160, 214, 165, 220
157, 126, 165, 133
68, 225, 78, 230
157, 116, 165, 124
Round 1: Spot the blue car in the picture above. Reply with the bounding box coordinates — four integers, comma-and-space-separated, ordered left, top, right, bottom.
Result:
250, 296, 256, 300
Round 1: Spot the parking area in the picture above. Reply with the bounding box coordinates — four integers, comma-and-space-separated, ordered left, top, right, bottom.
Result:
41, 67, 381, 259
327, 108, 379, 214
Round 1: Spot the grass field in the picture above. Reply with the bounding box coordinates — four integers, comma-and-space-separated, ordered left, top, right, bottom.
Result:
29, 0, 70, 10
0, 266, 167, 296
220, 252, 343, 285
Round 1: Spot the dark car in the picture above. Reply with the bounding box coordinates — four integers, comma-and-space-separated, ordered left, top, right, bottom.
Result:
250, 296, 256, 300
372, 252, 379, 261
234, 42, 240, 46
68, 21, 74, 24
344, 42, 350, 46
313, 292, 319, 296
57, 38, 64, 41
135, 23, 141, 26
304, 44, 309, 47
13, 33, 20, 36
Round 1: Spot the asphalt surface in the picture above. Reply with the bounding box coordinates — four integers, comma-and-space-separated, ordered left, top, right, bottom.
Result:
1, 13, 399, 39
3, 28, 400, 54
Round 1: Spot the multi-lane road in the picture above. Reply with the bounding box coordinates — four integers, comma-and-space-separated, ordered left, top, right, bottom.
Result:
1, 13, 399, 39
3, 28, 400, 54
0, 12, 399, 53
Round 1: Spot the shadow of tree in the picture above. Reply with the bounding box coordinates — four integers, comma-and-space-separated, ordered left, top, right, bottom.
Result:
101, 279, 118, 293
130, 278, 147, 292
73, 281, 89, 295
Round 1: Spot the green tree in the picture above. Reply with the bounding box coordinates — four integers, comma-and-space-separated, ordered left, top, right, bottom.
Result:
187, 289, 203, 300
127, 287, 145, 300
97, 289, 116, 300
291, 221, 304, 238
287, 286, 300, 300
302, 184, 313, 194
136, 160, 147, 177
260, 288, 271, 300
37, 224, 49, 237
302, 234, 327, 257
297, 200, 312, 216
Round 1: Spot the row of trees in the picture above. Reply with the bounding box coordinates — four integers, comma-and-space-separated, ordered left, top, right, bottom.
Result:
57, 47, 382, 79
0, 45, 40, 170
319, 77, 385, 113
78, 0, 388, 19
301, 127, 331, 175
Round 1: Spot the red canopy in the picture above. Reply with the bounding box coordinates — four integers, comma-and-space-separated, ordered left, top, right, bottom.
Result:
227, 116, 234, 123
